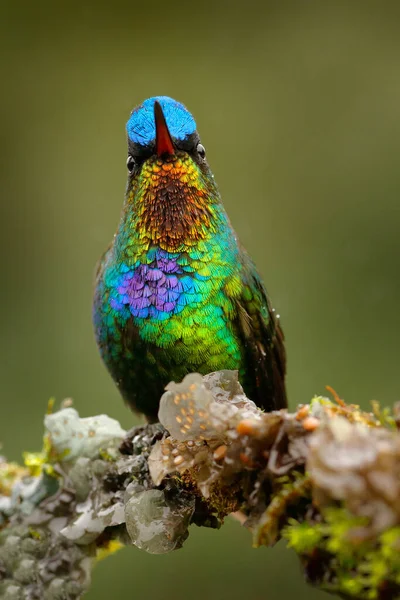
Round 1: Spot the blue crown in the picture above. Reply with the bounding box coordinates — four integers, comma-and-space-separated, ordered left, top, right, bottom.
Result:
126, 96, 197, 146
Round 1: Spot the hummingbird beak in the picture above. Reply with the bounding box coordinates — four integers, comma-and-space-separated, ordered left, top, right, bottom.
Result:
154, 101, 175, 156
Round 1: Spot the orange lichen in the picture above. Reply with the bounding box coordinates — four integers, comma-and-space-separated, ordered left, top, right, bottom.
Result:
237, 419, 259, 436
296, 405, 310, 421
213, 445, 227, 461
325, 385, 346, 407
302, 417, 320, 431
239, 452, 256, 468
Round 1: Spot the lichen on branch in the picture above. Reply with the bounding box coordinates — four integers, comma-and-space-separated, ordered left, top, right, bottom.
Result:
1, 370, 400, 600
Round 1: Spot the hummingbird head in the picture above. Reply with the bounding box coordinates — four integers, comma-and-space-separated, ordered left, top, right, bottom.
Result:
126, 96, 205, 166
124, 97, 221, 252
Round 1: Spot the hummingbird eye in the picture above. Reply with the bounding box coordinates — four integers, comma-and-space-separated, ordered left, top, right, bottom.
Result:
126, 155, 136, 173
196, 143, 206, 159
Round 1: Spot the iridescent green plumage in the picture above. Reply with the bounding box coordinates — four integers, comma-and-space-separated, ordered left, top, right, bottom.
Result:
93, 96, 287, 421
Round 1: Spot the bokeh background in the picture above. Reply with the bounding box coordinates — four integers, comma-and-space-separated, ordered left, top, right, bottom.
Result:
2, 1, 400, 598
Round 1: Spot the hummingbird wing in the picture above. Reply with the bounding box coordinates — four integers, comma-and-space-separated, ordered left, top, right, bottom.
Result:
231, 253, 287, 412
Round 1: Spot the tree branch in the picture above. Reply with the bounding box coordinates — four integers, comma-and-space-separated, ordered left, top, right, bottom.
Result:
1, 371, 400, 600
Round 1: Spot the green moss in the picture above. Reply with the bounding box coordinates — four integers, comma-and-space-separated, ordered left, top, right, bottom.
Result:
380, 527, 400, 561
370, 400, 397, 429
340, 575, 365, 597
283, 507, 400, 599
254, 474, 311, 547
285, 519, 323, 553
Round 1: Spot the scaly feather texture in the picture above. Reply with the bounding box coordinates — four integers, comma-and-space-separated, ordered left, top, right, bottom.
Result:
93, 96, 287, 421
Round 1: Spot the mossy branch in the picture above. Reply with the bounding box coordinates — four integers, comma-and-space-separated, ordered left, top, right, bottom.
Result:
1, 371, 400, 600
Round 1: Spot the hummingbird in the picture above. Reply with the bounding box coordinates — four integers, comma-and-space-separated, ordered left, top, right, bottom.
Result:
93, 96, 287, 422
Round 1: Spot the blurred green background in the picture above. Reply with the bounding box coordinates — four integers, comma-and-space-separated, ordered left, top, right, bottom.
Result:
2, 1, 400, 598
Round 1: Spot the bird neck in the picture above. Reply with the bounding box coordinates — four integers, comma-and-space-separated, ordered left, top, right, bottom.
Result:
116, 153, 228, 260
